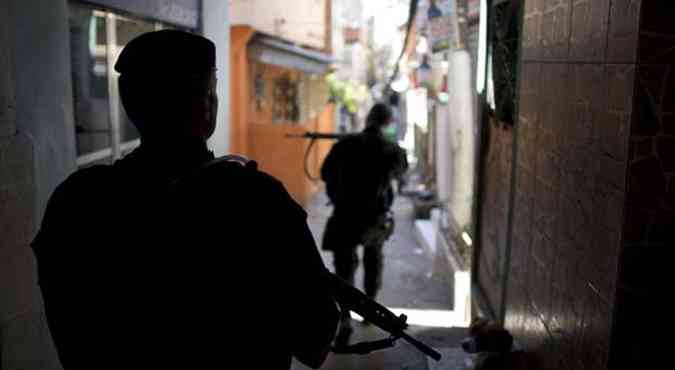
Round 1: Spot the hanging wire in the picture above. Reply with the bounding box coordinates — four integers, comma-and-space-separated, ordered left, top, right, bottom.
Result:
303, 137, 322, 182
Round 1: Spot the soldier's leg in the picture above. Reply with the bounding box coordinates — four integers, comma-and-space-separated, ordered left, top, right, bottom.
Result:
324, 215, 358, 285
332, 244, 359, 347
363, 242, 384, 299
334, 247, 358, 347
333, 246, 358, 287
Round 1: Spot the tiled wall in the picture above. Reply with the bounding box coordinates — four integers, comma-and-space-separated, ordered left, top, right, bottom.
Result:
610, 1, 675, 368
488, 0, 659, 369
481, 0, 675, 369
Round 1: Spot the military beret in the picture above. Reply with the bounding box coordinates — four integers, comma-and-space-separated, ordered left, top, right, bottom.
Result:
114, 30, 215, 76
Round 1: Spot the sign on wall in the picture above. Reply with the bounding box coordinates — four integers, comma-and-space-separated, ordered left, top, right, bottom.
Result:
467, 0, 480, 21
417, 0, 458, 53
428, 0, 455, 52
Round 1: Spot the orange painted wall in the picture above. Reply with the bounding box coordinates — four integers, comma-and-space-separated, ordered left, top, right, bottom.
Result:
246, 104, 335, 206
229, 26, 335, 205
230, 26, 255, 155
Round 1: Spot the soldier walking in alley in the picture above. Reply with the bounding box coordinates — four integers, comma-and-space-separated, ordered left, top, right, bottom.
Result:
320, 102, 408, 347
31, 30, 338, 370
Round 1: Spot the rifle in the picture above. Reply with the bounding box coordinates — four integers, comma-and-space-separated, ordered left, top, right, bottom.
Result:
323, 270, 442, 361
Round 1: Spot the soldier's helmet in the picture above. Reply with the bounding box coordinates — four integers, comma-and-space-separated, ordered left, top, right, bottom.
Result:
366, 103, 393, 129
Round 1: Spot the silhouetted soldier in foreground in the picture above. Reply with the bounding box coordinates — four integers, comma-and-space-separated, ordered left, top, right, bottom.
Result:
32, 30, 338, 369
320, 103, 408, 346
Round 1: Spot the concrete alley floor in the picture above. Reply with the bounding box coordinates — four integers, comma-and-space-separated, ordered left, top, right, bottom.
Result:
292, 192, 469, 370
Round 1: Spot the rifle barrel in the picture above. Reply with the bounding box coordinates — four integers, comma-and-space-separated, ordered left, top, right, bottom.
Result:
400, 331, 442, 361
285, 132, 347, 140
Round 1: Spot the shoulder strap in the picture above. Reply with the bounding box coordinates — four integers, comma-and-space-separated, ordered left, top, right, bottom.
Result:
168, 154, 260, 191
201, 154, 259, 171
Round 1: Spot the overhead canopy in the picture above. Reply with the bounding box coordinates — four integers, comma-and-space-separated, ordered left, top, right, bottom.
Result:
248, 34, 334, 74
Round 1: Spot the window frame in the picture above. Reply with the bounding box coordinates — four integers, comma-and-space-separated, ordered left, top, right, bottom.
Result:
75, 9, 166, 167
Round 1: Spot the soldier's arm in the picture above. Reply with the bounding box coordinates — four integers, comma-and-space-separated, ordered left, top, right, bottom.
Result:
30, 173, 81, 365
386, 144, 408, 179
32, 175, 76, 284
320, 143, 338, 183
32, 167, 106, 266
320, 142, 344, 204
287, 221, 339, 368
395, 145, 408, 176
265, 179, 339, 368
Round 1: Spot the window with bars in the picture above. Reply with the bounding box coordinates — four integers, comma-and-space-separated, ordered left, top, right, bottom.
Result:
68, 2, 186, 167
272, 74, 301, 124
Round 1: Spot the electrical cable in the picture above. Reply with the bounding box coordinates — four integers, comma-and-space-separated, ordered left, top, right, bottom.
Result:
303, 137, 322, 182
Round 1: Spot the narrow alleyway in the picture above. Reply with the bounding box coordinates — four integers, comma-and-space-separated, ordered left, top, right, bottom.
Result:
293, 192, 469, 370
